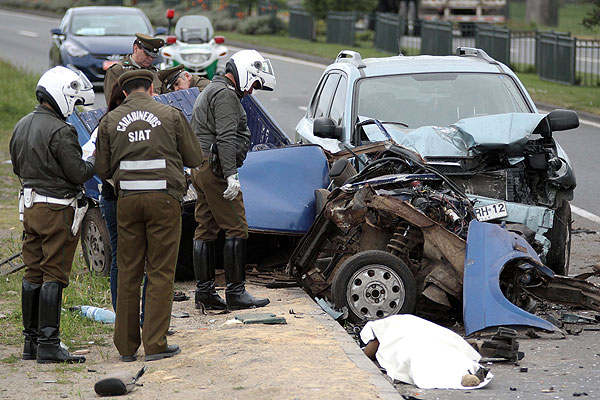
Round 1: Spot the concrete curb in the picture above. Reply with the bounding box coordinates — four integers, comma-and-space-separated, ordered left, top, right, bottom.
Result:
309, 305, 401, 399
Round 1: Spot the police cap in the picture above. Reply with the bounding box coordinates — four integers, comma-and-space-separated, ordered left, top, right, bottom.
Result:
135, 33, 165, 58
158, 65, 186, 90
118, 69, 154, 89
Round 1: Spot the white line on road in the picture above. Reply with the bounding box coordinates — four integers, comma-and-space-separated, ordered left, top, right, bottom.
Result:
571, 205, 600, 225
298, 106, 307, 111
18, 30, 38, 38
0, 9, 58, 22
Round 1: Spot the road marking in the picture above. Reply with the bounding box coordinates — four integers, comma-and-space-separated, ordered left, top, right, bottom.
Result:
298, 106, 307, 111
18, 30, 38, 38
0, 9, 58, 22
571, 205, 600, 225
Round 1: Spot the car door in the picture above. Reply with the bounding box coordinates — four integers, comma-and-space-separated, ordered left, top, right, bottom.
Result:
295, 71, 348, 153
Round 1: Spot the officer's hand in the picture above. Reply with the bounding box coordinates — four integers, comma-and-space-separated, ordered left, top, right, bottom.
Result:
223, 174, 240, 201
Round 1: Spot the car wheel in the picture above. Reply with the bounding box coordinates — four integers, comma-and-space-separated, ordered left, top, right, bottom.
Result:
544, 200, 571, 275
331, 250, 417, 323
81, 207, 111, 276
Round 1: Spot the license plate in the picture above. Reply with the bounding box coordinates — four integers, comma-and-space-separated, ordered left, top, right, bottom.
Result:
103, 60, 119, 70
474, 202, 508, 222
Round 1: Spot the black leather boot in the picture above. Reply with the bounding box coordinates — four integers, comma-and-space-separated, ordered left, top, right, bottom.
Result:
224, 238, 270, 310
37, 282, 85, 364
22, 278, 40, 360
193, 239, 226, 310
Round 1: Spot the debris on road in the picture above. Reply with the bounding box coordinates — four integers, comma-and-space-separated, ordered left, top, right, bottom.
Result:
234, 313, 286, 325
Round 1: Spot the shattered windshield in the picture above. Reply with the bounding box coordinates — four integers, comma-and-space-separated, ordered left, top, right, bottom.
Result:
356, 72, 531, 129
175, 16, 214, 43
70, 14, 151, 36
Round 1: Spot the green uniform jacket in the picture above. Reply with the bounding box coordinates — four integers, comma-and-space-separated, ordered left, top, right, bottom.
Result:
189, 75, 250, 178
10, 105, 95, 198
95, 92, 204, 201
103, 55, 162, 104
189, 75, 210, 92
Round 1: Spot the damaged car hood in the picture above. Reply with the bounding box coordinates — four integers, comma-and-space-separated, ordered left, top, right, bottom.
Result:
364, 113, 547, 160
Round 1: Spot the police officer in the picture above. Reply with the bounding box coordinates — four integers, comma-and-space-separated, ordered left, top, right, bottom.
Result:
95, 70, 203, 362
10, 66, 96, 364
103, 33, 165, 104
157, 64, 210, 93
190, 50, 275, 311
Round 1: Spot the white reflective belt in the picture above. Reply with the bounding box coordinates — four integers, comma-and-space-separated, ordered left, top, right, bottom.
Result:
120, 180, 167, 190
32, 194, 75, 206
120, 159, 166, 170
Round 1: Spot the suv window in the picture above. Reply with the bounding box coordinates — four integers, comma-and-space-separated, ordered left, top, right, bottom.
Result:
313, 73, 341, 119
329, 75, 347, 126
356, 72, 531, 128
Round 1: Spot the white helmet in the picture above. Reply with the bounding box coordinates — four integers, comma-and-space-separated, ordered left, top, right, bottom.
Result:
35, 66, 94, 118
226, 49, 276, 92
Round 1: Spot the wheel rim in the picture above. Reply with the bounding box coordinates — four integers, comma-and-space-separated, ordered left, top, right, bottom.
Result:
83, 220, 107, 274
346, 264, 406, 320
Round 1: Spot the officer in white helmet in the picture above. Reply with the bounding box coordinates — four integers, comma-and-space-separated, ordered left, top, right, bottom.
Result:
190, 49, 275, 311
10, 66, 96, 364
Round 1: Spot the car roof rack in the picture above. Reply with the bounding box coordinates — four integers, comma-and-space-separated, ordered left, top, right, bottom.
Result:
456, 47, 498, 65
335, 50, 366, 69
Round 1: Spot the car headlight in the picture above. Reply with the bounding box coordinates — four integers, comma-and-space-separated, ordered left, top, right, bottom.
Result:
182, 53, 210, 64
63, 42, 89, 58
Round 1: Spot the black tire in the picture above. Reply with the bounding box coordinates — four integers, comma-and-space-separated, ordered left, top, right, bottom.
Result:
544, 200, 572, 275
331, 250, 417, 323
81, 207, 111, 276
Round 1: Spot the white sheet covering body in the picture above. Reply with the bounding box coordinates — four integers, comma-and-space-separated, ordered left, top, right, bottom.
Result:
360, 314, 493, 389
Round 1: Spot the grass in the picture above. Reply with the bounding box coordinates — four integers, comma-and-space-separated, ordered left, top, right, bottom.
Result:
508, 2, 600, 39
517, 72, 599, 114
0, 60, 113, 354
218, 30, 395, 60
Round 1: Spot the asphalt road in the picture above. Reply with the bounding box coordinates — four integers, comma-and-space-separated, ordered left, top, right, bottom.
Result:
1, 8, 599, 221
1, 8, 600, 400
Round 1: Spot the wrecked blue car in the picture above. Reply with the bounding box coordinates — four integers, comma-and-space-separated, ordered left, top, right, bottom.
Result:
70, 88, 329, 279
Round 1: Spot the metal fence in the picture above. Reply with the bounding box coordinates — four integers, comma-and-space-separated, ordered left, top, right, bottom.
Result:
576, 39, 600, 86
326, 11, 357, 46
289, 8, 315, 41
475, 24, 511, 66
374, 12, 403, 54
510, 30, 537, 72
420, 20, 453, 55
537, 32, 577, 85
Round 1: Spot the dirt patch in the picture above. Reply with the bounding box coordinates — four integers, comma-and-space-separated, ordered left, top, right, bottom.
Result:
0, 283, 384, 399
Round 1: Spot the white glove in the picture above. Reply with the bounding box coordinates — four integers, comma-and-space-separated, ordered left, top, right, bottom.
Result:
223, 174, 241, 201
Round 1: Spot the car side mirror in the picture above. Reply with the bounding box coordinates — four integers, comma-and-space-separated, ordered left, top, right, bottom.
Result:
313, 117, 341, 139
547, 109, 579, 132
50, 28, 63, 36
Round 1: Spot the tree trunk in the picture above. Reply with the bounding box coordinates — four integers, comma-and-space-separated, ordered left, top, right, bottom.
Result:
526, 0, 560, 27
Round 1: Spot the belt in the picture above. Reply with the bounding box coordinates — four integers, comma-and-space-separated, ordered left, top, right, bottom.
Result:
32, 194, 75, 206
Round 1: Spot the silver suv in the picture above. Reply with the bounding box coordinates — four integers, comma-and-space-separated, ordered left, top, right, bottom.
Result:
295, 48, 579, 274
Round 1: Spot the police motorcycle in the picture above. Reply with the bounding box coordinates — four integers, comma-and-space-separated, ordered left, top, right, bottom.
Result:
159, 11, 228, 79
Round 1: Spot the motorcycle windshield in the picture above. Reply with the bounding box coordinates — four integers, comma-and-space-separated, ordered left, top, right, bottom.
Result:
175, 15, 214, 43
